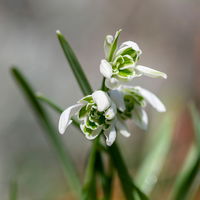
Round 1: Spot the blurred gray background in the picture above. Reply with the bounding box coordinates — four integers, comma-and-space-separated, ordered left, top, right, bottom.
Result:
0, 0, 200, 199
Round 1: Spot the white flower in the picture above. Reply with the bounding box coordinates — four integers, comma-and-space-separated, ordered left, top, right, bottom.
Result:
100, 30, 167, 89
109, 85, 166, 130
58, 90, 130, 146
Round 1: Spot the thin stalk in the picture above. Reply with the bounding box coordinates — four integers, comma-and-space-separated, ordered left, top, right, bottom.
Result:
108, 143, 148, 200
81, 138, 99, 200
9, 179, 18, 200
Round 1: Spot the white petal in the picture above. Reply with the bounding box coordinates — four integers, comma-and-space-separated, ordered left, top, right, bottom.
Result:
100, 59, 113, 79
135, 65, 167, 79
116, 41, 142, 56
109, 89, 125, 112
104, 35, 114, 58
115, 119, 131, 137
105, 103, 117, 120
92, 90, 111, 112
105, 77, 120, 89
81, 124, 101, 140
104, 126, 116, 146
106, 35, 113, 44
58, 104, 82, 134
134, 86, 166, 112
132, 106, 148, 130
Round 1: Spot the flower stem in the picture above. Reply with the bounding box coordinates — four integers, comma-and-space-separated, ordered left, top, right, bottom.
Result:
81, 137, 99, 200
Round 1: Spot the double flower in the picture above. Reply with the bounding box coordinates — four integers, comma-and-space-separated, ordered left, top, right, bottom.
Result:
59, 30, 167, 146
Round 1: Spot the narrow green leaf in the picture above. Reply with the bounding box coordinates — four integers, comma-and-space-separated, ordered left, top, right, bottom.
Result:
135, 114, 174, 195
169, 103, 200, 200
108, 143, 149, 200
190, 103, 200, 148
56, 30, 93, 96
9, 179, 18, 200
170, 145, 200, 200
11, 67, 81, 198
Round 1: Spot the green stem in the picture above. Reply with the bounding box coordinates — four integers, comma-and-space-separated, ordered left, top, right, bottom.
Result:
108, 143, 148, 200
9, 179, 18, 200
81, 138, 99, 200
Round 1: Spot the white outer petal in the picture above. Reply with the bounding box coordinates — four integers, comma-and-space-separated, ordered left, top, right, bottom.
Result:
92, 90, 111, 112
105, 78, 120, 89
132, 106, 148, 130
115, 119, 131, 137
100, 59, 113, 79
109, 89, 126, 112
105, 103, 117, 120
134, 86, 166, 112
135, 65, 167, 79
104, 126, 116, 146
106, 35, 113, 44
58, 104, 82, 134
104, 35, 114, 58
116, 41, 142, 56
121, 41, 142, 54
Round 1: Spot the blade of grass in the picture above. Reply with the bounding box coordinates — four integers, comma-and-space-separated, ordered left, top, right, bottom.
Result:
169, 103, 200, 200
190, 103, 200, 148
108, 143, 149, 200
135, 114, 174, 195
56, 30, 92, 96
9, 179, 18, 200
11, 67, 81, 198
170, 145, 200, 200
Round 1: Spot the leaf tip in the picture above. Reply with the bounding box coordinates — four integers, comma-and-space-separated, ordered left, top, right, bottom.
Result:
56, 30, 62, 36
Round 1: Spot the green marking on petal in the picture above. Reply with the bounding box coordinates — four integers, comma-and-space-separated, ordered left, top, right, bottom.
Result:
78, 105, 88, 119
118, 68, 134, 78
81, 124, 93, 135
85, 118, 98, 130
80, 95, 94, 103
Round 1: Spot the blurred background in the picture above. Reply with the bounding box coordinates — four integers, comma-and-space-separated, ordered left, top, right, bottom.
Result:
0, 0, 200, 199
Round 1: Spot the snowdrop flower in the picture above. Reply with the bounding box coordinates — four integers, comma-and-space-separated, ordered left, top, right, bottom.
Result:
100, 30, 167, 89
58, 90, 130, 146
109, 86, 166, 130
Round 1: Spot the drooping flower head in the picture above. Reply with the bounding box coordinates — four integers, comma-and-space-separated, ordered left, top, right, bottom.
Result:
109, 85, 166, 130
100, 30, 167, 89
59, 90, 130, 146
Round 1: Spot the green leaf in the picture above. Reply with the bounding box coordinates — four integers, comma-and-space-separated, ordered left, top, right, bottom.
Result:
135, 114, 174, 195
170, 145, 200, 200
108, 29, 122, 62
9, 179, 18, 200
190, 103, 200, 148
170, 103, 200, 200
56, 30, 93, 96
108, 143, 149, 200
11, 67, 81, 198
